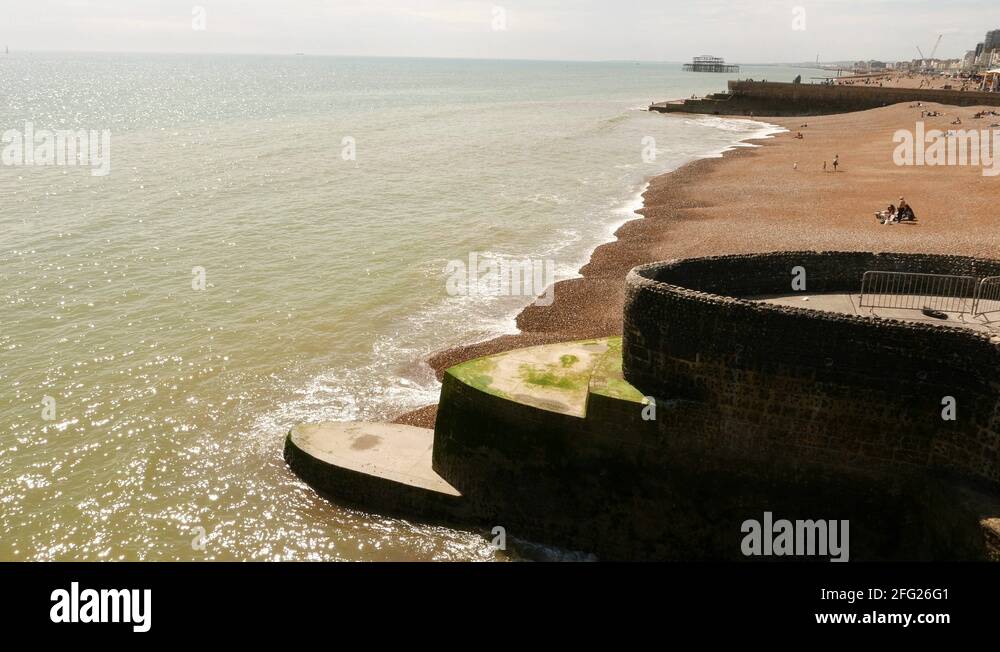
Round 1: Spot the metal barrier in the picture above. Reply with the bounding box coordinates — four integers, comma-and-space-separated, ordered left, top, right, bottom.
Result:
859, 271, 980, 314
974, 276, 1000, 317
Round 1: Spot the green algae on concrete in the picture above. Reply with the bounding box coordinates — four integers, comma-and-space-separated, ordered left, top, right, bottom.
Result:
444, 337, 646, 418
519, 359, 591, 391
590, 338, 648, 404
448, 355, 510, 400
446, 339, 613, 417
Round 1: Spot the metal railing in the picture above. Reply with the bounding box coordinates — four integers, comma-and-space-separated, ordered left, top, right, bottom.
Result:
974, 276, 1000, 318
859, 271, 980, 314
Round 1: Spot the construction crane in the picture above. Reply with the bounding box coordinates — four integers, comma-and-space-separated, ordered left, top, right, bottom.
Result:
929, 34, 943, 61
914, 35, 944, 72
916, 35, 943, 65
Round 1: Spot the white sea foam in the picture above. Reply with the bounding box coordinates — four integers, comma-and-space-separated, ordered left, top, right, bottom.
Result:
262, 110, 794, 435
0, 55, 827, 561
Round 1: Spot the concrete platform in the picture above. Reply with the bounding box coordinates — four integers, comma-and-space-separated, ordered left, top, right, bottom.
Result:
445, 337, 646, 417
287, 339, 650, 526
446, 338, 607, 417
284, 422, 468, 521
756, 292, 1000, 338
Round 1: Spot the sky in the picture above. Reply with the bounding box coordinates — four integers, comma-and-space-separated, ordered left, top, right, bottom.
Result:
2, 0, 997, 63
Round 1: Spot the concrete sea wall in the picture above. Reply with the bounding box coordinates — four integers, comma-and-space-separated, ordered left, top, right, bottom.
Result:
432, 360, 661, 558
652, 81, 1000, 116
623, 251, 1000, 491
429, 252, 999, 559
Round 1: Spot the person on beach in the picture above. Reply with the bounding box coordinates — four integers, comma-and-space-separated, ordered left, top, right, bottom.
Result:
876, 204, 898, 225
832, 155, 839, 172
897, 197, 916, 222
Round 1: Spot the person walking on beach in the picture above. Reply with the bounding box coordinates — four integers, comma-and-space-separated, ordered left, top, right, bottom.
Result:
832, 155, 839, 172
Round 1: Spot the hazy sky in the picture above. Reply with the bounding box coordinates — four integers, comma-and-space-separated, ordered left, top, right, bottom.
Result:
3, 0, 997, 62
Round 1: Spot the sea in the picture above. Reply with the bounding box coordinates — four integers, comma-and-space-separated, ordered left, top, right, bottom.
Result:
0, 54, 825, 560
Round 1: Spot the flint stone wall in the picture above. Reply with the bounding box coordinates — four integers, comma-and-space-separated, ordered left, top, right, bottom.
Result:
623, 251, 1000, 490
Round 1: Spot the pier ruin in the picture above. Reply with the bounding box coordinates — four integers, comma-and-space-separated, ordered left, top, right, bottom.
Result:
682, 55, 739, 74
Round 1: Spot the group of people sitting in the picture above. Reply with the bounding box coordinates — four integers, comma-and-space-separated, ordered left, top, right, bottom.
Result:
875, 197, 917, 225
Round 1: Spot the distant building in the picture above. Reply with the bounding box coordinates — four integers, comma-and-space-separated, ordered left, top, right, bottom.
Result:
963, 50, 977, 71
974, 48, 1000, 72
850, 60, 885, 73
986, 29, 1000, 52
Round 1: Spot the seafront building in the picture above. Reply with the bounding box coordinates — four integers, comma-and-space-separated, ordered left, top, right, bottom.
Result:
986, 30, 1000, 53
853, 60, 887, 74
964, 28, 1000, 74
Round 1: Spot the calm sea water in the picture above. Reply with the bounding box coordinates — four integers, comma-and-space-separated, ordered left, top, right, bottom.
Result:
0, 54, 822, 560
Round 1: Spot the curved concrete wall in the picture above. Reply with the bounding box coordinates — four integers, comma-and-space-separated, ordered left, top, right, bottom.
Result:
623, 251, 1000, 490
424, 251, 999, 559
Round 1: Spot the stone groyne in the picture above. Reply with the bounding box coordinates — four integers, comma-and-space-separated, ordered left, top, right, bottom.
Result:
651, 81, 1000, 116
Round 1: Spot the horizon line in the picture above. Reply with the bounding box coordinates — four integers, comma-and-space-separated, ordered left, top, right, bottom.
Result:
0, 49, 849, 67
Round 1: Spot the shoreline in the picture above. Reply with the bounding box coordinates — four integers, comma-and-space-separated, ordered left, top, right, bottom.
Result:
397, 99, 1000, 428
394, 118, 789, 428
